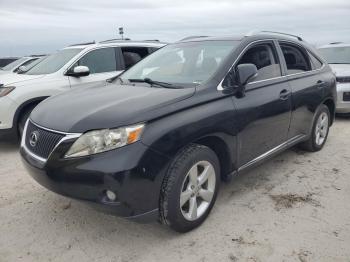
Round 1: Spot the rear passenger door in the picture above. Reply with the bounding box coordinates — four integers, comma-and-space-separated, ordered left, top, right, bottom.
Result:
68, 47, 124, 89
278, 41, 326, 139
231, 41, 292, 166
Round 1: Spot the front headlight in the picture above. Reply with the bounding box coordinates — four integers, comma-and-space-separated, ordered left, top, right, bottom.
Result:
64, 123, 145, 158
0, 86, 16, 97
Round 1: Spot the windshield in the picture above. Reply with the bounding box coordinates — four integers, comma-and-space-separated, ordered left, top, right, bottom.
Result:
121, 40, 238, 85
1, 57, 28, 71
25, 48, 83, 75
318, 46, 350, 64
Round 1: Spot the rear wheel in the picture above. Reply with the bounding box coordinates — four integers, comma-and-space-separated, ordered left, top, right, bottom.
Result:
160, 144, 220, 232
300, 104, 330, 152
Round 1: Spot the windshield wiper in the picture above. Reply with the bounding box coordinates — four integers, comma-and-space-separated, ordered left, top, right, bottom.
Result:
128, 78, 182, 89
106, 73, 123, 84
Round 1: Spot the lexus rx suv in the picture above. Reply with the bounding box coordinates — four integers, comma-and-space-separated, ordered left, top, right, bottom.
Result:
21, 33, 336, 232
318, 43, 350, 114
0, 40, 165, 139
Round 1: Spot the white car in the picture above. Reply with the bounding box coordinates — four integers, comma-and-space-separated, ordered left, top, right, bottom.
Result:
0, 40, 166, 139
318, 43, 350, 114
0, 56, 43, 75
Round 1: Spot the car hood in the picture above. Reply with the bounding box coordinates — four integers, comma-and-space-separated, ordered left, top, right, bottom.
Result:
328, 64, 350, 77
0, 73, 45, 86
31, 84, 196, 133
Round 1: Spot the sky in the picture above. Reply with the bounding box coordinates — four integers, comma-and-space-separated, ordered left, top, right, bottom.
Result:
0, 0, 349, 57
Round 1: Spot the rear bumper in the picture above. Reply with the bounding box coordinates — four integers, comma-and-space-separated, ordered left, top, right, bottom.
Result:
336, 83, 350, 113
20, 140, 170, 222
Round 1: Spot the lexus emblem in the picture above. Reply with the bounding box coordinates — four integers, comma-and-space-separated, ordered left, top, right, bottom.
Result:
29, 131, 39, 147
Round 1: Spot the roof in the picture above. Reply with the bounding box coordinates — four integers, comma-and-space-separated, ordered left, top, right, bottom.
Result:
178, 32, 305, 43
64, 40, 167, 50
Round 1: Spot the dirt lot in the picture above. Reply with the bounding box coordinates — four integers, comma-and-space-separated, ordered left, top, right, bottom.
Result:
0, 118, 350, 262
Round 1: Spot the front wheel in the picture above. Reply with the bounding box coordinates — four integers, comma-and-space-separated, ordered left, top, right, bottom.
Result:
300, 104, 330, 152
160, 144, 220, 232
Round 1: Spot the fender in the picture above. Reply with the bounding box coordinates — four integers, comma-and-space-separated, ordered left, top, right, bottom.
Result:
141, 95, 239, 177
12, 96, 49, 129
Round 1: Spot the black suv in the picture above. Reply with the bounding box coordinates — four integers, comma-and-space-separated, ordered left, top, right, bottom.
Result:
20, 32, 336, 232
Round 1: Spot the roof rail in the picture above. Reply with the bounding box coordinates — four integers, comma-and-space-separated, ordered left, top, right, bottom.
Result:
143, 39, 160, 42
69, 41, 95, 47
28, 54, 47, 57
180, 36, 210, 41
329, 42, 343, 45
99, 38, 131, 43
246, 31, 303, 41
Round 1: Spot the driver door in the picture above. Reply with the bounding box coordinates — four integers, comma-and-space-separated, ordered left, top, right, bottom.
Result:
68, 47, 123, 89
230, 41, 292, 167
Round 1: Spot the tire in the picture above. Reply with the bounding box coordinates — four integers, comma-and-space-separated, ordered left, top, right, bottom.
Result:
160, 144, 220, 233
18, 105, 36, 138
300, 104, 330, 152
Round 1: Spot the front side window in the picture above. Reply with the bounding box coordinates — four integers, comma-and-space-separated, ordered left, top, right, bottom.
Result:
75, 48, 117, 74
26, 48, 83, 75
237, 43, 281, 82
317, 46, 350, 64
120, 40, 239, 85
280, 43, 311, 74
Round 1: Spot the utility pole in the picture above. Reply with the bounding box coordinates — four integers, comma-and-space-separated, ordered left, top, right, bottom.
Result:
119, 27, 124, 40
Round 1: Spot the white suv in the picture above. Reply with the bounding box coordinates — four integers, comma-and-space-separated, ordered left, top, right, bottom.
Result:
0, 40, 165, 139
318, 43, 350, 114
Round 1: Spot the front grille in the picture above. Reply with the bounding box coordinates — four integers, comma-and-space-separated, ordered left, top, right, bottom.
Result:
343, 92, 350, 102
25, 121, 65, 159
337, 77, 350, 83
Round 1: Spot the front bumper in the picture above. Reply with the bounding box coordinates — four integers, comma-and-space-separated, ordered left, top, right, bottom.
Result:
0, 96, 18, 130
336, 82, 350, 113
20, 136, 170, 222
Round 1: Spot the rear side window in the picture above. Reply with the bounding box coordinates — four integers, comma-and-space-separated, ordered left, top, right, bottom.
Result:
121, 47, 150, 69
237, 43, 282, 82
308, 52, 323, 70
280, 43, 312, 74
77, 48, 117, 74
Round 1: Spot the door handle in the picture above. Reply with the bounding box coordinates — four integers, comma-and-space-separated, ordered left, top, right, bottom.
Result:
279, 89, 291, 100
316, 80, 326, 89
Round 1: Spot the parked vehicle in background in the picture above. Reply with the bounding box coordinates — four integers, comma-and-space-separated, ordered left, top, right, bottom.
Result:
0, 40, 166, 139
0, 56, 43, 75
0, 57, 19, 68
318, 43, 350, 114
20, 32, 336, 232
16, 56, 48, 74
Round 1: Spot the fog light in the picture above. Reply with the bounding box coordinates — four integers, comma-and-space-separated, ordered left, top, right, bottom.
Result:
106, 190, 117, 201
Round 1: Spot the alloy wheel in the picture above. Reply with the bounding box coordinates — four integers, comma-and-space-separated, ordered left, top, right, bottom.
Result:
180, 161, 216, 221
315, 112, 329, 146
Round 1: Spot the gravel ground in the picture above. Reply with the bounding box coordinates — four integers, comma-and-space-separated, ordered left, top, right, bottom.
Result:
0, 118, 350, 262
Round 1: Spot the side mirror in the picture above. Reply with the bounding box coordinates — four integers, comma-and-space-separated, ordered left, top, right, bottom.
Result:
222, 63, 258, 97
236, 63, 258, 86
67, 66, 90, 77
